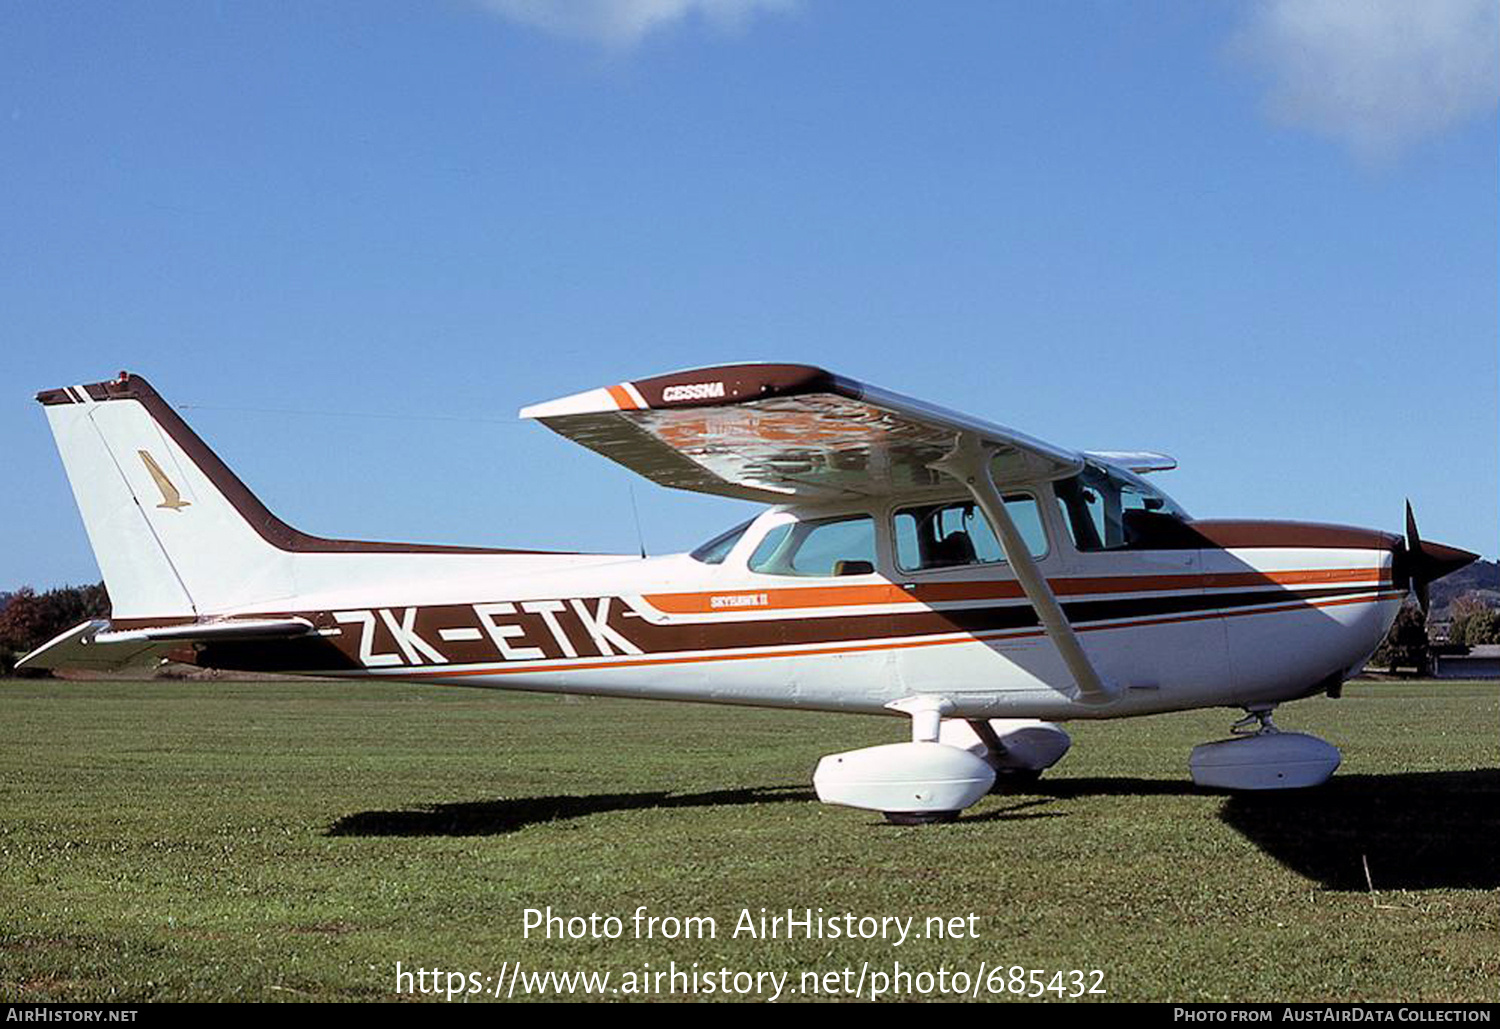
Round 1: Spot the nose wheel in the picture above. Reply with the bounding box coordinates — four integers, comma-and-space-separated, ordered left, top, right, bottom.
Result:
1189, 704, 1341, 790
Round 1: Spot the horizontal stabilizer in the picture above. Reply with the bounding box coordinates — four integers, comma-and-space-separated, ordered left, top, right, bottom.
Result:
17, 617, 314, 673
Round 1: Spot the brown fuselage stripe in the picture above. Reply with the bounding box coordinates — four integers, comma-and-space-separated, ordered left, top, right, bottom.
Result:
386, 590, 1404, 680
184, 581, 1399, 677
114, 570, 1391, 637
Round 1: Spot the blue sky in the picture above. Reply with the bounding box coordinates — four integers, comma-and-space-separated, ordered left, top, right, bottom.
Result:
3, 1, 1496, 590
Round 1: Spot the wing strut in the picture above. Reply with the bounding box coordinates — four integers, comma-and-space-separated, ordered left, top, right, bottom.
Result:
931, 435, 1117, 707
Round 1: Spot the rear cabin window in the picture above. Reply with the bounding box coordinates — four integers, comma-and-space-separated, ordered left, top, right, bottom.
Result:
747, 516, 877, 577
893, 496, 1046, 572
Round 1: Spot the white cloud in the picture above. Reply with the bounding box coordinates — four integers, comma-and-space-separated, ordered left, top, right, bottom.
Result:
1234, 0, 1500, 158
478, 0, 795, 48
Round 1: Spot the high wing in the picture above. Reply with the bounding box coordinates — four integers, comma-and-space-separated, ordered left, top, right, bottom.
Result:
520, 363, 1085, 502
523, 362, 1177, 706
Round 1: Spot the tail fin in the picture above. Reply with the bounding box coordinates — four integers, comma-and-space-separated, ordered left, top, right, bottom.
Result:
37, 375, 295, 619
38, 374, 554, 622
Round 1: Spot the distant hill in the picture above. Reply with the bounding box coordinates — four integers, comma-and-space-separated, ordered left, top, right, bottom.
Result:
1431, 558, 1500, 617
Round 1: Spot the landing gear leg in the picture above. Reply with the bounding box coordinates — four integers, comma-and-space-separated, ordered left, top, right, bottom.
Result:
933, 718, 1072, 790
963, 720, 1042, 789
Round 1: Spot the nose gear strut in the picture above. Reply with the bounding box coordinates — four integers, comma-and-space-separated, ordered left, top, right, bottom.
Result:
1230, 705, 1279, 736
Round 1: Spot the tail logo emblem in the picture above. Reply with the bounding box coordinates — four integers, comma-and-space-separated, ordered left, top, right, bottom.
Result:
137, 451, 191, 511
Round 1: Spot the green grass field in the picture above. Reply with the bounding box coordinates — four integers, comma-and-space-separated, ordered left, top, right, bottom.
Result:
0, 677, 1495, 1003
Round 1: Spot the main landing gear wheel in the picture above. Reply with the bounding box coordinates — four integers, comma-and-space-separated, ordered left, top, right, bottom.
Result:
812, 697, 995, 823
1188, 704, 1341, 790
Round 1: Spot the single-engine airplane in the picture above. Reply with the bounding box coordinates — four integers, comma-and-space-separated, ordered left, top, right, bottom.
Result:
22, 365, 1476, 822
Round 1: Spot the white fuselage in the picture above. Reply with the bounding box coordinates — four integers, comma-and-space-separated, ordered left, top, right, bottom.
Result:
199, 491, 1401, 723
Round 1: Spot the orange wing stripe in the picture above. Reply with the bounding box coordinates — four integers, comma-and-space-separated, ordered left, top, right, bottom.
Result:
605, 384, 640, 410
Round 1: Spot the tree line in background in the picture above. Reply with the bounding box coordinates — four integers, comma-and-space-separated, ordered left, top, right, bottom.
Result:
0, 583, 110, 675
1445, 595, 1500, 648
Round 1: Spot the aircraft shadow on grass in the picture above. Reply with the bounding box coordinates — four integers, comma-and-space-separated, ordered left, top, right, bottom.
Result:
329, 787, 1080, 839
1032, 769, 1500, 892
327, 785, 815, 837
328, 770, 1500, 892
1216, 769, 1500, 892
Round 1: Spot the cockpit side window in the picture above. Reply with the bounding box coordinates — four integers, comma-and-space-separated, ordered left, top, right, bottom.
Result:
1054, 463, 1191, 552
893, 495, 1046, 572
748, 515, 877, 577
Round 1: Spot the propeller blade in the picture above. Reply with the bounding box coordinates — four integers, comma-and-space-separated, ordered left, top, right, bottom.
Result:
1405, 500, 1428, 613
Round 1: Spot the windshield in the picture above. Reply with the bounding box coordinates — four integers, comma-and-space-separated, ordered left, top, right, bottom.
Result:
689, 519, 755, 564
1054, 462, 1190, 551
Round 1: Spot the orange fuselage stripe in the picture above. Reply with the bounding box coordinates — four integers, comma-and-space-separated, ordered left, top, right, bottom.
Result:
641, 567, 1390, 615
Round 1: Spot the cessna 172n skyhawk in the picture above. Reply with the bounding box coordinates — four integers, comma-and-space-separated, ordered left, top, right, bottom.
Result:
22, 365, 1476, 822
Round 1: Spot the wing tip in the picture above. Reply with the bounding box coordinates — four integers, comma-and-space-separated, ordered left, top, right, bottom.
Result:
1085, 451, 1178, 474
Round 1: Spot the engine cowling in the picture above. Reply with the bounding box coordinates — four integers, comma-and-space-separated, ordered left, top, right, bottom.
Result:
813, 741, 996, 820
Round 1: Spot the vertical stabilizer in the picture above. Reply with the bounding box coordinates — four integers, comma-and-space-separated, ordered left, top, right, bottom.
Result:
38, 373, 592, 624
37, 377, 294, 619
